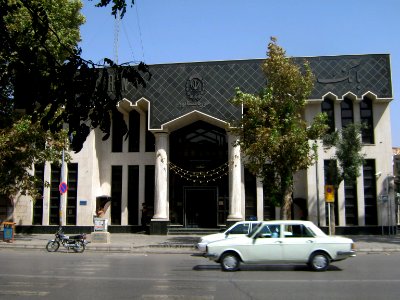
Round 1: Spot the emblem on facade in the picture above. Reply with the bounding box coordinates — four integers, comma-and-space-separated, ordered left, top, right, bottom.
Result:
185, 75, 205, 101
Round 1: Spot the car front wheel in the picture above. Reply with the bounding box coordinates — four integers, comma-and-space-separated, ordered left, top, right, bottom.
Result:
309, 252, 330, 272
220, 252, 240, 272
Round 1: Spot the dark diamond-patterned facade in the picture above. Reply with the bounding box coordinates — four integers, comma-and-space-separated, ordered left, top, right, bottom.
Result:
121, 54, 392, 129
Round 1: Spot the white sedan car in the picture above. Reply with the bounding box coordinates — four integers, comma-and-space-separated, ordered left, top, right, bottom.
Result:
197, 221, 261, 252
205, 220, 356, 272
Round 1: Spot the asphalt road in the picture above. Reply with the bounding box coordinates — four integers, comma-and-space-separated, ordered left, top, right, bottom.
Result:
0, 250, 399, 299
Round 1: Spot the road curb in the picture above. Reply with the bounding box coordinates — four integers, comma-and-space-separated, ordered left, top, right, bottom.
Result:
2, 243, 400, 254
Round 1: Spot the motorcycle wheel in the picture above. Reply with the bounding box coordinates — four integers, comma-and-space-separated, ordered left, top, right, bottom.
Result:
46, 241, 60, 252
73, 241, 86, 253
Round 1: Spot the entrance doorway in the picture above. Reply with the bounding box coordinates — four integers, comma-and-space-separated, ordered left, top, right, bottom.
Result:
184, 187, 217, 228
169, 121, 229, 228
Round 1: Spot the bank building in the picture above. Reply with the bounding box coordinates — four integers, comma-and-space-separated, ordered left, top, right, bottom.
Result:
4, 54, 396, 235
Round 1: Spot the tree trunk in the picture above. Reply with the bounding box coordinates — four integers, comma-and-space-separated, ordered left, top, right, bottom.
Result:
281, 187, 293, 220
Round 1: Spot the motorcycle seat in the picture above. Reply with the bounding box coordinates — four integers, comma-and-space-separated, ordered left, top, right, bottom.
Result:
68, 234, 85, 240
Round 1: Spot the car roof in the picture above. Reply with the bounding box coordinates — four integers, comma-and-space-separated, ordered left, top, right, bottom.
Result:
260, 220, 315, 226
235, 221, 262, 224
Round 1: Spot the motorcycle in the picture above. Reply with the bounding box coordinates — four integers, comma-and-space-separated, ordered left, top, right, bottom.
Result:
46, 228, 89, 253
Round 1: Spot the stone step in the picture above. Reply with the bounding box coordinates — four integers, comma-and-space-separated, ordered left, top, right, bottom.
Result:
167, 227, 223, 235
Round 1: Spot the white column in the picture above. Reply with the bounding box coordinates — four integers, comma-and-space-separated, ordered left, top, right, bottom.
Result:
152, 132, 169, 220
138, 165, 145, 224
227, 132, 243, 221
61, 163, 68, 226
256, 178, 264, 221
121, 166, 128, 225
42, 162, 51, 225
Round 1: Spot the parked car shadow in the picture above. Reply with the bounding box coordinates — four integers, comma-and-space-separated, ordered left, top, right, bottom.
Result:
193, 264, 342, 272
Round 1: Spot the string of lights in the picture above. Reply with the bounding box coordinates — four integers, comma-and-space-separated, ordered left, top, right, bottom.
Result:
169, 161, 230, 183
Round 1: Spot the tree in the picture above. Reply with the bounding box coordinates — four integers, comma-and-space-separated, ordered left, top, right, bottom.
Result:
0, 0, 149, 204
0, 110, 70, 201
92, 0, 135, 18
231, 37, 328, 220
323, 123, 365, 234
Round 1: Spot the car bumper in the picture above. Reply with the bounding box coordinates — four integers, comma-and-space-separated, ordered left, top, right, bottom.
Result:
196, 243, 207, 252
335, 250, 356, 260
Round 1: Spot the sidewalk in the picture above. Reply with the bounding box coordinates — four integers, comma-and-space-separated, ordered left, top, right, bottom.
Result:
1, 233, 400, 254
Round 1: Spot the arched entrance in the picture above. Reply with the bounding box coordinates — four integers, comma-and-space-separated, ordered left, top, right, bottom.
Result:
169, 121, 228, 228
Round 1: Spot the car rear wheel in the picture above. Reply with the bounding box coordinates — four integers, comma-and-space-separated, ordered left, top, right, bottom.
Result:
220, 252, 240, 272
309, 252, 330, 272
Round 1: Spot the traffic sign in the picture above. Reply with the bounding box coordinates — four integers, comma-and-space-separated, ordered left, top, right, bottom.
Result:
325, 185, 335, 203
59, 182, 68, 194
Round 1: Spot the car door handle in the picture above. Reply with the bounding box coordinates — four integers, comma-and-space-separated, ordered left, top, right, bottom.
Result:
306, 240, 314, 243
274, 241, 283, 244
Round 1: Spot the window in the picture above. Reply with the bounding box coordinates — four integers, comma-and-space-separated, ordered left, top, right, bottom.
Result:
229, 223, 250, 234
344, 179, 358, 225
321, 98, 335, 133
50, 165, 61, 225
360, 98, 374, 144
258, 224, 279, 238
111, 166, 122, 225
263, 181, 276, 221
145, 112, 155, 152
341, 98, 353, 128
129, 110, 140, 152
363, 160, 377, 225
283, 224, 314, 238
112, 111, 124, 152
145, 165, 155, 218
33, 164, 45, 225
128, 165, 139, 225
66, 163, 78, 225
324, 160, 339, 225
244, 168, 257, 220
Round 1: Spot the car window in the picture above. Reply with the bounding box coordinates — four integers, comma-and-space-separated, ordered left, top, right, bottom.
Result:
283, 224, 315, 238
248, 222, 262, 237
257, 224, 280, 238
250, 222, 261, 231
229, 223, 250, 234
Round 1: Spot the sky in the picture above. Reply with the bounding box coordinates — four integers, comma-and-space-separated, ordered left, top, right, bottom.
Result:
79, 0, 399, 147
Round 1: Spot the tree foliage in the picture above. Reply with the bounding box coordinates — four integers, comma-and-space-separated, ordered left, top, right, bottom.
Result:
323, 123, 365, 187
322, 123, 365, 234
0, 109, 70, 199
231, 37, 328, 219
92, 0, 134, 18
0, 0, 149, 200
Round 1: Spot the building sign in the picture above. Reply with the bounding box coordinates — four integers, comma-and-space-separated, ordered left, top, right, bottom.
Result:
185, 75, 205, 101
93, 218, 108, 232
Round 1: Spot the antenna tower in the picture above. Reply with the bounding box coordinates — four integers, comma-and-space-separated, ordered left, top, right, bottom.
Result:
113, 11, 121, 64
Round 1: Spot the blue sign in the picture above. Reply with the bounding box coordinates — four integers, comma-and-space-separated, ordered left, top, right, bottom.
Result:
59, 182, 68, 194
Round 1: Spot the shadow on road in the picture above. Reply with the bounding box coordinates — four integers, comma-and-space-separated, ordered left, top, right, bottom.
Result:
193, 264, 342, 272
